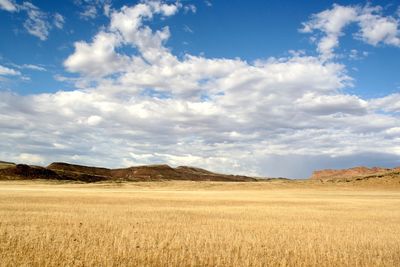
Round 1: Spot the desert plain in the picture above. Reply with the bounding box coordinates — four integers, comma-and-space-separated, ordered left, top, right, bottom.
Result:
1, 179, 399, 267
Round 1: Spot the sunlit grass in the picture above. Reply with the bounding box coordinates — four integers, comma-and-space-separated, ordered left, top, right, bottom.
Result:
1, 181, 399, 266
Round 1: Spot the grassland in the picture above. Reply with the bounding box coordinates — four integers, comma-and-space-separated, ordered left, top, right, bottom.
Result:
1, 180, 400, 266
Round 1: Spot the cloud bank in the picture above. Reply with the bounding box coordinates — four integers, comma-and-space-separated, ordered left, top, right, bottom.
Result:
1, 1, 400, 178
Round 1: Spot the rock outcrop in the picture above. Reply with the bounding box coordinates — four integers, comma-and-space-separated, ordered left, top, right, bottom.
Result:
310, 166, 400, 181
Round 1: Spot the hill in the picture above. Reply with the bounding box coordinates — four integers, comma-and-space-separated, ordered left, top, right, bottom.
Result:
0, 161, 16, 169
310, 166, 400, 183
3, 161, 399, 185
0, 162, 256, 182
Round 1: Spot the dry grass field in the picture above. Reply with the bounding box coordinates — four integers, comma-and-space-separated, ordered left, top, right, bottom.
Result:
1, 180, 400, 266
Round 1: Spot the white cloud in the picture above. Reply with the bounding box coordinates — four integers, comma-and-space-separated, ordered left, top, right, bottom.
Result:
1, 1, 64, 40
21, 64, 46, 71
21, 2, 50, 41
357, 5, 400, 46
104, 3, 111, 16
86, 115, 103, 126
301, 4, 357, 60
183, 4, 196, 14
295, 93, 368, 115
370, 94, 400, 113
348, 49, 369, 60
1, 1, 400, 178
64, 31, 130, 77
74, 0, 113, 20
65, 0, 180, 76
109, 1, 178, 54
0, 64, 20, 76
301, 4, 400, 60
17, 153, 45, 165
53, 13, 65, 29
0, 0, 17, 12
80, 5, 97, 19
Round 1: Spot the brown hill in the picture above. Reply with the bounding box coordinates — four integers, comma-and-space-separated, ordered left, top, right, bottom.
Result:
0, 164, 59, 180
0, 161, 15, 169
310, 166, 400, 182
48, 162, 111, 176
0, 162, 256, 182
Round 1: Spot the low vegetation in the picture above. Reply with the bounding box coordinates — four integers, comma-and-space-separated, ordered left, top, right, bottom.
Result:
1, 180, 399, 266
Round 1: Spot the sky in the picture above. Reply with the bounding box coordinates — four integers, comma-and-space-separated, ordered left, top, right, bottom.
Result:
0, 0, 400, 178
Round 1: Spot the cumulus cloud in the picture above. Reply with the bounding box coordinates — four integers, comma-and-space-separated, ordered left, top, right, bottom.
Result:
370, 94, 400, 113
65, 0, 180, 76
301, 4, 358, 60
64, 31, 130, 77
302, 4, 400, 60
357, 5, 400, 46
1, 1, 400, 178
295, 93, 368, 116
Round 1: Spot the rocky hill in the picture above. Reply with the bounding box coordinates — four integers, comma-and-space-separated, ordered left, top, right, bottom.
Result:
0, 162, 257, 182
310, 166, 400, 182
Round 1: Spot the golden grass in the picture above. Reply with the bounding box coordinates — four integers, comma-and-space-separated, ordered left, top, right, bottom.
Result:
1, 180, 400, 266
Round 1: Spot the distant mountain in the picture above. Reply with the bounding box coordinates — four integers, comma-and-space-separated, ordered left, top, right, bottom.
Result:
0, 162, 257, 182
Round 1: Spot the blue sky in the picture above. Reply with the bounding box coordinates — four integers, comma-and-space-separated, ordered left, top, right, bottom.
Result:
1, 0, 399, 96
0, 0, 400, 178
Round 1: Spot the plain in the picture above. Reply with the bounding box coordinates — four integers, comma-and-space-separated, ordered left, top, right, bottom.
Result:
1, 180, 400, 266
